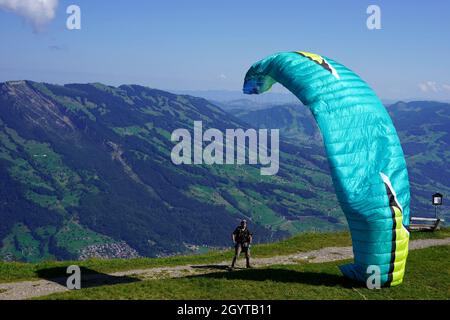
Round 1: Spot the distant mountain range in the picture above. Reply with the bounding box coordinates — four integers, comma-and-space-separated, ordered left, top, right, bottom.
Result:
174, 90, 299, 107
0, 81, 344, 262
0, 81, 447, 262
173, 90, 435, 111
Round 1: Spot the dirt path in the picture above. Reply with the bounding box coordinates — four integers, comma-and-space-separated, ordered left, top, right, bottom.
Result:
1, 237, 449, 300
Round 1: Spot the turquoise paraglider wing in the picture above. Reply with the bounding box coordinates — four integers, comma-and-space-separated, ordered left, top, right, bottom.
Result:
243, 51, 410, 286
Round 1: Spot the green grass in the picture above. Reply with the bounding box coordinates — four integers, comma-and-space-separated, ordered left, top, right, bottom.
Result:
1, 228, 448, 285
0, 231, 350, 284
408, 227, 450, 240
38, 245, 450, 300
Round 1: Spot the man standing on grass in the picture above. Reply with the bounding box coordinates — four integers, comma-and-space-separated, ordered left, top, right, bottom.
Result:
230, 219, 253, 269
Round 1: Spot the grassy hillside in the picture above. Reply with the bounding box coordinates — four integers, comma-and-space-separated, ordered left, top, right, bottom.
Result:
0, 81, 346, 262
38, 245, 450, 300
1, 228, 448, 285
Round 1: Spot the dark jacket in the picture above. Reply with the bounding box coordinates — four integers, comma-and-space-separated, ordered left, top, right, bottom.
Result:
233, 226, 252, 244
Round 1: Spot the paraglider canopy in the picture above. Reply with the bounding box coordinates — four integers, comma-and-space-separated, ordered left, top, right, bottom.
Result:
243, 51, 411, 287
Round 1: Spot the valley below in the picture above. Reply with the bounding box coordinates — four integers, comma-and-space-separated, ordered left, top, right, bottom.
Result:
0, 81, 448, 262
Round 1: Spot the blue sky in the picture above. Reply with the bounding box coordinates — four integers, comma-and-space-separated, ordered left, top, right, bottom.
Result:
1, 0, 449, 100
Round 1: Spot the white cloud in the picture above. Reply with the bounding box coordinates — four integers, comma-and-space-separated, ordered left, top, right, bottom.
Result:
418, 83, 429, 92
418, 81, 449, 93
218, 74, 227, 80
0, 0, 59, 31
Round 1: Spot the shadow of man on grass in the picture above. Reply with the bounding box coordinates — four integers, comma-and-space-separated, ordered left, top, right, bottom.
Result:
36, 266, 140, 289
191, 264, 230, 271
188, 267, 361, 288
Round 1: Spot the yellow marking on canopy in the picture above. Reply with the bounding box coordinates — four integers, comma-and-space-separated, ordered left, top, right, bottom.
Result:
296, 51, 340, 80
297, 51, 325, 65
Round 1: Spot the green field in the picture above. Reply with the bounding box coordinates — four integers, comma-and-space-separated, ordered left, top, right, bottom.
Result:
1, 228, 449, 299
38, 245, 450, 300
